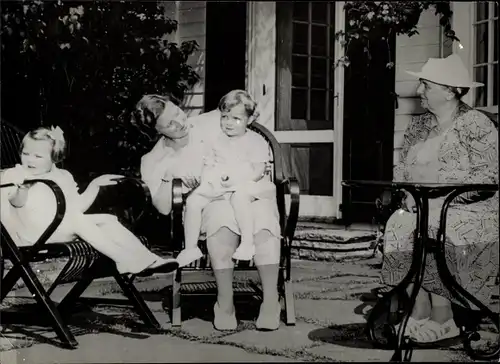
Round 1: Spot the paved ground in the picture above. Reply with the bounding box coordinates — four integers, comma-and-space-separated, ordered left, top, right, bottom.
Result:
0, 258, 495, 362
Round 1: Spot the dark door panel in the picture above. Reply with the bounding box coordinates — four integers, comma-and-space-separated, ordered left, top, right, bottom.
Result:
205, 2, 247, 111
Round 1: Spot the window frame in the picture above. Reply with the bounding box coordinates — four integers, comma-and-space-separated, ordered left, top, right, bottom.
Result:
276, 1, 338, 130
273, 1, 346, 217
452, 1, 498, 114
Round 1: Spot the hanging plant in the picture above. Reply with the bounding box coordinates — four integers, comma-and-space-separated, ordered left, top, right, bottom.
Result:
335, 1, 459, 69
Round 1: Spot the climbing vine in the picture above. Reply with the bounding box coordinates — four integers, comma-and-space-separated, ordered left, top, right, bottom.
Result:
335, 1, 458, 69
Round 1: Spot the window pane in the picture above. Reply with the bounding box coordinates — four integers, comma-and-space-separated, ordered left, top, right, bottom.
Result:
494, 63, 498, 106
281, 143, 333, 196
291, 88, 308, 119
476, 2, 489, 21
311, 25, 327, 56
495, 1, 498, 17
311, 2, 327, 23
292, 56, 308, 87
329, 2, 335, 25
293, 2, 309, 21
475, 23, 488, 64
329, 26, 336, 59
474, 66, 488, 107
310, 90, 326, 120
293, 22, 309, 55
311, 57, 327, 88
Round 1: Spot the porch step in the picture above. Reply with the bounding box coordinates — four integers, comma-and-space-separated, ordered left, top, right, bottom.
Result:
291, 222, 379, 262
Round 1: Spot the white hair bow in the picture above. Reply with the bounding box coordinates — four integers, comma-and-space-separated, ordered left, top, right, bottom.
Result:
47, 125, 65, 142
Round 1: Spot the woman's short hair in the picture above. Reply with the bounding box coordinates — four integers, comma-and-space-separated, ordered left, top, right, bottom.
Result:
21, 127, 66, 163
218, 90, 260, 121
447, 86, 470, 100
132, 93, 181, 139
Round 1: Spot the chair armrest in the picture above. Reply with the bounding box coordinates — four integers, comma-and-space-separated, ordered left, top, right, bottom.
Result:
172, 178, 184, 213
1, 179, 66, 254
277, 177, 300, 281
280, 177, 300, 245
171, 178, 185, 251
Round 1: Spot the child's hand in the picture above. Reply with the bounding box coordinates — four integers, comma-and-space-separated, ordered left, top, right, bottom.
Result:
90, 174, 125, 188
9, 164, 31, 187
181, 174, 200, 189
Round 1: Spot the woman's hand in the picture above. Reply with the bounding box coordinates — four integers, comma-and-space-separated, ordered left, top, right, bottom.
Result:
89, 174, 125, 188
181, 174, 200, 189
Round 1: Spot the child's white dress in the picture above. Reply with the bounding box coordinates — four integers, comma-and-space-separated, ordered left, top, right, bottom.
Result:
195, 130, 276, 200
1, 165, 84, 246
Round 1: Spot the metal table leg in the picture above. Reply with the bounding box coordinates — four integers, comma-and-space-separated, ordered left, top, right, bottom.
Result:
366, 189, 430, 362
434, 189, 500, 361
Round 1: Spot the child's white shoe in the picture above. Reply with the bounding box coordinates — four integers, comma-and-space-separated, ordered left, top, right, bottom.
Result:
176, 247, 204, 267
232, 244, 256, 261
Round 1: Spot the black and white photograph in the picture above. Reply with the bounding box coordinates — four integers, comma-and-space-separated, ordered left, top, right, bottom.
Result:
0, 1, 498, 362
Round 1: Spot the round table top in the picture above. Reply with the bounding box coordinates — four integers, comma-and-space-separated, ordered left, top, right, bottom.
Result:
342, 179, 498, 191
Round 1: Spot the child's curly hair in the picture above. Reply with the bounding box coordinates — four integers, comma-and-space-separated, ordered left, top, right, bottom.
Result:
218, 90, 260, 123
21, 126, 67, 163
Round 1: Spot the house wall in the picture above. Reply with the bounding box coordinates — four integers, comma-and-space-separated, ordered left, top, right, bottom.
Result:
246, 2, 277, 131
169, 3, 449, 184
169, 2, 276, 127
175, 1, 207, 117
393, 9, 444, 167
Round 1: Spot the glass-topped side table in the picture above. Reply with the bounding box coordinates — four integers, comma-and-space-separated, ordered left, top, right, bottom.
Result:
342, 180, 499, 362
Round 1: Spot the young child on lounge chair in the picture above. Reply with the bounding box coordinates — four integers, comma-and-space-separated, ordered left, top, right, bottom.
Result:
0, 126, 178, 275
175, 90, 276, 267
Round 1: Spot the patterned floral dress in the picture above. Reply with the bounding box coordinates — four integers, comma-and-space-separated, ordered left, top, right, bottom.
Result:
381, 103, 499, 309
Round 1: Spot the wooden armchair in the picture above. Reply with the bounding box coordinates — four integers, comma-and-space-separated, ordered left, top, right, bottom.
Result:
167, 122, 300, 327
0, 120, 169, 349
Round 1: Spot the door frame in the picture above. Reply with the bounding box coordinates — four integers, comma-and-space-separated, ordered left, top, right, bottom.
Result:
247, 2, 345, 219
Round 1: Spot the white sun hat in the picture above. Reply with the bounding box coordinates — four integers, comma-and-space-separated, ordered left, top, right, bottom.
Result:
406, 53, 484, 88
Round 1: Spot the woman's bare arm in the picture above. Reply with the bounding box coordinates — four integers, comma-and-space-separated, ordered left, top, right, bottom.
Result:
151, 178, 174, 215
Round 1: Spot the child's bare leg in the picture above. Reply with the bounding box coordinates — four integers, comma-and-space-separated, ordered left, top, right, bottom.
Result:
91, 214, 173, 265
176, 193, 211, 267
72, 214, 175, 274
230, 190, 256, 261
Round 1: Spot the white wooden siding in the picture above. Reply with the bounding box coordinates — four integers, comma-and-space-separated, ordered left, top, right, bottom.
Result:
177, 2, 207, 117
393, 8, 444, 169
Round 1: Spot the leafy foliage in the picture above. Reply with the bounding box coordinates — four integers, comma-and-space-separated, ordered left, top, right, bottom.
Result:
1, 0, 199, 181
335, 1, 458, 69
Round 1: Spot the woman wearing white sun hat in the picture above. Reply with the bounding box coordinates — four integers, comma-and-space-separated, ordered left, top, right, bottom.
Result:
380, 53, 498, 343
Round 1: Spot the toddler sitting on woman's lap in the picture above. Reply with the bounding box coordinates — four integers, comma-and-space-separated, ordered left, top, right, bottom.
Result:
175, 90, 276, 267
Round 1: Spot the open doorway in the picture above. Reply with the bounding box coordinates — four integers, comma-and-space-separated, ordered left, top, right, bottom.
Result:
341, 34, 396, 223
204, 1, 247, 111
